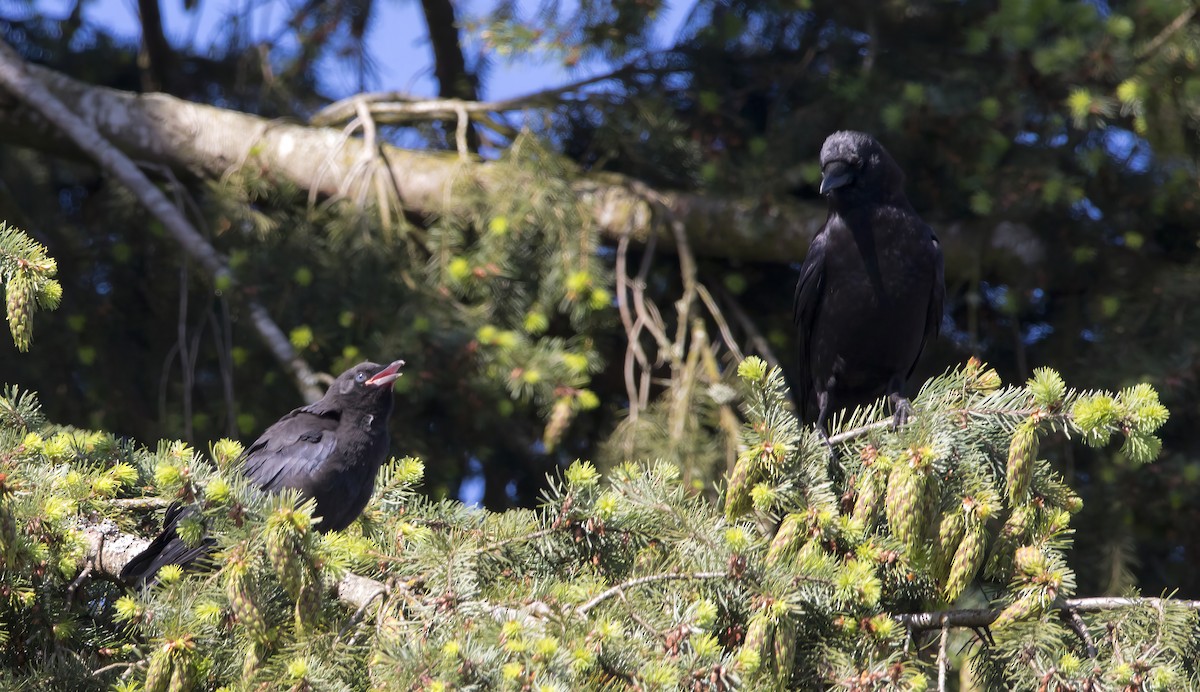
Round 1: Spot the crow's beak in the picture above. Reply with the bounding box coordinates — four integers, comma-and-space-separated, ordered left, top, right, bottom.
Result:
365, 359, 405, 387
820, 160, 855, 195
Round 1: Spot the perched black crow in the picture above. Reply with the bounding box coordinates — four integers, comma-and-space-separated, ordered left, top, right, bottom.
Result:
120, 359, 405, 586
794, 131, 944, 436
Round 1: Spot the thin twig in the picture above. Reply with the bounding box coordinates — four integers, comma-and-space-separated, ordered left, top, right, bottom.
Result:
937, 615, 949, 692
474, 527, 557, 555
309, 61, 645, 127
716, 283, 780, 369
827, 419, 895, 447
695, 283, 744, 364
1136, 6, 1197, 60
91, 661, 137, 678
577, 571, 726, 615
66, 561, 93, 603
1059, 607, 1097, 658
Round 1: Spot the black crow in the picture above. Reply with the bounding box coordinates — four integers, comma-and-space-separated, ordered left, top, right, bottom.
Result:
120, 359, 405, 586
794, 131, 944, 436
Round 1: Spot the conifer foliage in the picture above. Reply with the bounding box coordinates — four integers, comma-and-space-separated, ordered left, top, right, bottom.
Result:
0, 350, 1194, 689
0, 224, 61, 352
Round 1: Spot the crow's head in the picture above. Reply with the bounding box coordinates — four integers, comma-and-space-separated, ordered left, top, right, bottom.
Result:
818, 131, 907, 206
328, 360, 405, 408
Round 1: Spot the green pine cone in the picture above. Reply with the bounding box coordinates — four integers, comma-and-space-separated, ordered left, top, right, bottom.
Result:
933, 510, 965, 582
772, 619, 796, 683
0, 506, 17, 564
944, 522, 986, 603
1006, 418, 1039, 502
851, 470, 882, 528
243, 641, 267, 680
144, 645, 171, 692
885, 462, 927, 552
5, 270, 34, 352
766, 513, 806, 565
168, 655, 197, 692
985, 505, 1036, 580
225, 570, 269, 642
294, 578, 323, 632
992, 592, 1044, 629
268, 532, 303, 597
724, 455, 757, 520
742, 613, 772, 663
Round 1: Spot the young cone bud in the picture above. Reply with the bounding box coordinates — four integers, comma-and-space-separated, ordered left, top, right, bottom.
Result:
985, 505, 1036, 580
243, 642, 267, 680
294, 578, 323, 632
144, 646, 171, 692
992, 593, 1044, 629
1006, 418, 1039, 502
5, 270, 34, 352
766, 513, 806, 565
742, 614, 772, 664
933, 511, 965, 581
885, 462, 927, 552
944, 522, 986, 603
772, 619, 796, 683
0, 505, 17, 564
851, 470, 883, 527
168, 655, 197, 692
225, 567, 269, 643
268, 532, 303, 598
725, 455, 757, 520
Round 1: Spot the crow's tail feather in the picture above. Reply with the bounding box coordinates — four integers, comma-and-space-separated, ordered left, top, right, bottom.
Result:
119, 504, 215, 587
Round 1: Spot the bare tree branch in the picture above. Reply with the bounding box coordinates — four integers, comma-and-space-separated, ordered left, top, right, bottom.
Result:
0, 41, 324, 402
897, 597, 1200, 631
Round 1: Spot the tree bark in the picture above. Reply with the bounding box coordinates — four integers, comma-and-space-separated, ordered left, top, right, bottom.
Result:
0, 61, 827, 264
136, 0, 174, 93
418, 0, 480, 150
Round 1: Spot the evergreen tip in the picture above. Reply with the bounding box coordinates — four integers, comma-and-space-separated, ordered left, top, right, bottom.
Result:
394, 456, 425, 485
736, 356, 768, 382
564, 459, 600, 488
1028, 367, 1067, 407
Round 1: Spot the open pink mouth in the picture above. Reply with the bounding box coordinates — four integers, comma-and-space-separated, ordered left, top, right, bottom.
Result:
365, 359, 405, 387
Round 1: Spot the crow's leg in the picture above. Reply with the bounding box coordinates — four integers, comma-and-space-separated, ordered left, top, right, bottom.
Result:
887, 376, 914, 428
814, 391, 838, 463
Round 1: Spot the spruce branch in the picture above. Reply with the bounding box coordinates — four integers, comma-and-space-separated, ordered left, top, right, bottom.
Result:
0, 41, 323, 402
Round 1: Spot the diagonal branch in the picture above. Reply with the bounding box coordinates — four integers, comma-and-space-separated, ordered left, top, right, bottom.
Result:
0, 40, 324, 403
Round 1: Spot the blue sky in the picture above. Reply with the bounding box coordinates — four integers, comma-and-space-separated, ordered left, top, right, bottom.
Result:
36, 0, 695, 101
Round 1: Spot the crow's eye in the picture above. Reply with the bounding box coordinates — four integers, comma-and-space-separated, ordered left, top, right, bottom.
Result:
356, 372, 367, 383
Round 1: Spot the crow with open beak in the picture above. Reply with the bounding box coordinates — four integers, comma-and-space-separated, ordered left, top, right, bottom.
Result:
121, 360, 406, 586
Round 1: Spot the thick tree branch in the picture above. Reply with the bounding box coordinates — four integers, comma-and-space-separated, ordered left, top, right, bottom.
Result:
0, 41, 323, 402
0, 60, 826, 264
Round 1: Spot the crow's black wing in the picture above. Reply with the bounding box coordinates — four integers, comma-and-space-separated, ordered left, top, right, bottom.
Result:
241, 408, 341, 493
793, 227, 829, 422
119, 503, 216, 587
907, 226, 945, 381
